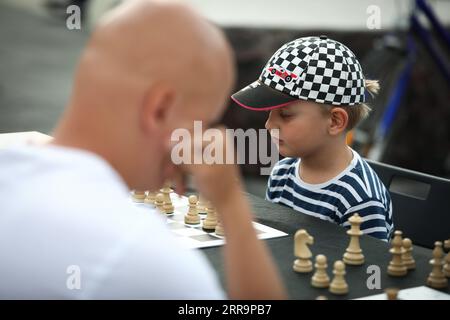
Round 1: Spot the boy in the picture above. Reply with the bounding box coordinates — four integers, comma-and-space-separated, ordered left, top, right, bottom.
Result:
232, 36, 393, 241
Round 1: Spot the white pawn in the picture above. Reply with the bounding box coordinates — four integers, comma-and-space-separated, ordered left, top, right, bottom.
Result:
144, 191, 156, 205
197, 194, 208, 215
202, 202, 217, 231
215, 219, 225, 237
387, 230, 407, 277
163, 202, 174, 215
402, 238, 416, 270
444, 240, 450, 278
293, 229, 314, 273
311, 254, 330, 288
160, 182, 174, 214
385, 288, 399, 300
155, 193, 165, 214
329, 260, 348, 295
426, 241, 448, 289
184, 195, 200, 225
343, 213, 364, 265
132, 190, 146, 202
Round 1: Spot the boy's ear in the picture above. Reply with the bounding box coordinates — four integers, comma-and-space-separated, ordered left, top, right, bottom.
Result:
328, 107, 348, 136
140, 83, 176, 134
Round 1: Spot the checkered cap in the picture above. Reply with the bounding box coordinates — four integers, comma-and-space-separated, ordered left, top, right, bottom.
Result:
231, 36, 366, 110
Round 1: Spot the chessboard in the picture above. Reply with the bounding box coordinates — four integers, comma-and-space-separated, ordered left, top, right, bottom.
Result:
131, 190, 288, 249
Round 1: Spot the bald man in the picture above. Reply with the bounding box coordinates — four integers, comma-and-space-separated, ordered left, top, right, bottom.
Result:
0, 0, 286, 299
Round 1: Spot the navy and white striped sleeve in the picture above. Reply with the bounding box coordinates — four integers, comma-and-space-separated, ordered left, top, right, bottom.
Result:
341, 199, 391, 241
265, 174, 272, 201
266, 164, 281, 201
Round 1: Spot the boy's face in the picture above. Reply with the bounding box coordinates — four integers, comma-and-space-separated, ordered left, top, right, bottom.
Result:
265, 100, 331, 158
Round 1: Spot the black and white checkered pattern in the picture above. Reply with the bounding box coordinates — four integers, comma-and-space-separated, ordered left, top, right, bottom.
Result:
260, 36, 365, 106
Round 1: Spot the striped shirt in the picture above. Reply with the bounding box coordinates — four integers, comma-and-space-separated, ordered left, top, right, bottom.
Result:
266, 149, 394, 241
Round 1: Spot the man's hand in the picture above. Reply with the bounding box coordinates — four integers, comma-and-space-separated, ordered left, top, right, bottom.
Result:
169, 125, 287, 299
172, 126, 242, 208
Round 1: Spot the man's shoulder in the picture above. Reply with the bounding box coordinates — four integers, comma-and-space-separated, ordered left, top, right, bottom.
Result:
0, 144, 122, 182
0, 148, 224, 298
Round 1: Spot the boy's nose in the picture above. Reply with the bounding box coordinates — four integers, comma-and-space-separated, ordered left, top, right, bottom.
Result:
265, 111, 277, 131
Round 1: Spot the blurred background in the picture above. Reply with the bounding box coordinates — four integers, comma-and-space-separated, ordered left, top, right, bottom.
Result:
1, 0, 449, 196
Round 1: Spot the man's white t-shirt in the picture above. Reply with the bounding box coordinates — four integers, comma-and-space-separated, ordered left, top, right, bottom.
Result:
0, 145, 224, 299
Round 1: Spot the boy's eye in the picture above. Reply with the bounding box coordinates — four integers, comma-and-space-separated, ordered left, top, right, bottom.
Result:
279, 111, 292, 118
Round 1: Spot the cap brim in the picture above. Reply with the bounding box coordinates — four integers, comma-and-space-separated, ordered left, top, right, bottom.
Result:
231, 80, 298, 111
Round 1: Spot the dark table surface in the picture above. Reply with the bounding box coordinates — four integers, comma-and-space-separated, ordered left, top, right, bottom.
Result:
203, 193, 450, 299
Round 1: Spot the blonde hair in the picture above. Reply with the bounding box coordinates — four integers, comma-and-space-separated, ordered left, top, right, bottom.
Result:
322, 79, 380, 131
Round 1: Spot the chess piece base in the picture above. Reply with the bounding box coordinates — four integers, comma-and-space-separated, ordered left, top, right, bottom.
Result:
311, 276, 330, 288
215, 226, 225, 236
343, 252, 365, 265
132, 195, 146, 202
427, 276, 448, 289
293, 258, 312, 273
202, 221, 217, 232
184, 216, 200, 225
329, 284, 348, 295
163, 204, 174, 215
387, 264, 407, 277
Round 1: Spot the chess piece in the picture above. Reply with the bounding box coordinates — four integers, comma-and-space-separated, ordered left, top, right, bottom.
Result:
315, 295, 328, 300
402, 238, 416, 270
444, 240, 450, 278
163, 202, 174, 215
426, 241, 448, 289
144, 191, 156, 205
293, 229, 314, 273
197, 194, 208, 215
387, 230, 407, 277
329, 260, 348, 295
215, 219, 225, 236
155, 193, 165, 214
131, 190, 146, 202
311, 254, 330, 288
343, 213, 364, 265
202, 202, 217, 231
160, 181, 173, 200
184, 195, 200, 225
385, 288, 399, 300
160, 182, 174, 215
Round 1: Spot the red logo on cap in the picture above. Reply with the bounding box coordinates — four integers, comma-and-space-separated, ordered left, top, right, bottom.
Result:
267, 67, 298, 83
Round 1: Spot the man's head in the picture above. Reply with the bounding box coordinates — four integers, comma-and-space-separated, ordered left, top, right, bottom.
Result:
231, 35, 378, 158
53, 0, 235, 190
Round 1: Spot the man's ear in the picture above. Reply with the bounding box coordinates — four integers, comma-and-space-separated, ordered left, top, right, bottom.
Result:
328, 107, 348, 136
140, 82, 176, 134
